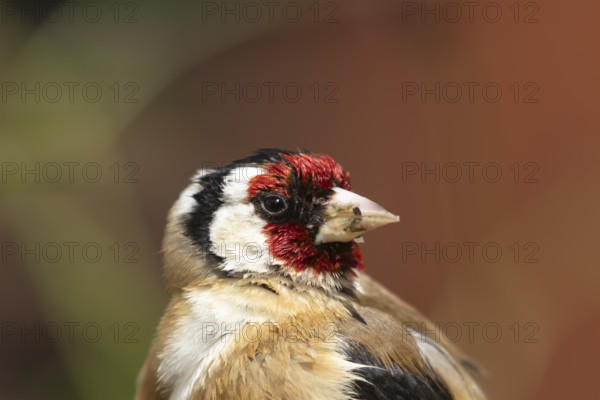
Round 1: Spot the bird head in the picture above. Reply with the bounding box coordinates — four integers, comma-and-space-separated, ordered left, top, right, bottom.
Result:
163, 149, 399, 291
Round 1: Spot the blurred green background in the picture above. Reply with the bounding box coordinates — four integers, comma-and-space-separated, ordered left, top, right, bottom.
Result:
1, 0, 599, 399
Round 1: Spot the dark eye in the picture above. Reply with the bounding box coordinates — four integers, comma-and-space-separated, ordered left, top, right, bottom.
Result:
261, 195, 288, 215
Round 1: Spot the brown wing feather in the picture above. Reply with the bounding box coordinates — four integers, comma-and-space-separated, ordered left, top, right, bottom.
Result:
355, 272, 479, 368
339, 272, 487, 400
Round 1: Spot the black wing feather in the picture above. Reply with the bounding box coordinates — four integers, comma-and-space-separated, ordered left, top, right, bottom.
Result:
347, 344, 453, 400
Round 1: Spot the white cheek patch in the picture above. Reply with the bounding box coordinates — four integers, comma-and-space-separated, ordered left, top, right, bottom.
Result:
210, 204, 273, 273
209, 167, 273, 274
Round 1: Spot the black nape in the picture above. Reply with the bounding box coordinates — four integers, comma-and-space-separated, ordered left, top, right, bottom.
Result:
182, 168, 231, 265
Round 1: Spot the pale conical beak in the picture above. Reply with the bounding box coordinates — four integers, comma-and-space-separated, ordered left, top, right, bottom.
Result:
314, 187, 400, 244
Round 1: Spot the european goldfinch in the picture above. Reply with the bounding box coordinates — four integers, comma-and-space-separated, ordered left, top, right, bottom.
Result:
136, 149, 486, 400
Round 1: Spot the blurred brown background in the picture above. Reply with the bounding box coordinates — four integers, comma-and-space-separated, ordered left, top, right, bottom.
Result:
1, 0, 599, 399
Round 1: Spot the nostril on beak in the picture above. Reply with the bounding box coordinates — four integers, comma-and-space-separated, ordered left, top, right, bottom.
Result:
314, 187, 399, 243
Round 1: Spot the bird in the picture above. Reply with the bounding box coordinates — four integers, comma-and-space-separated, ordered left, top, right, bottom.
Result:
135, 149, 487, 400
